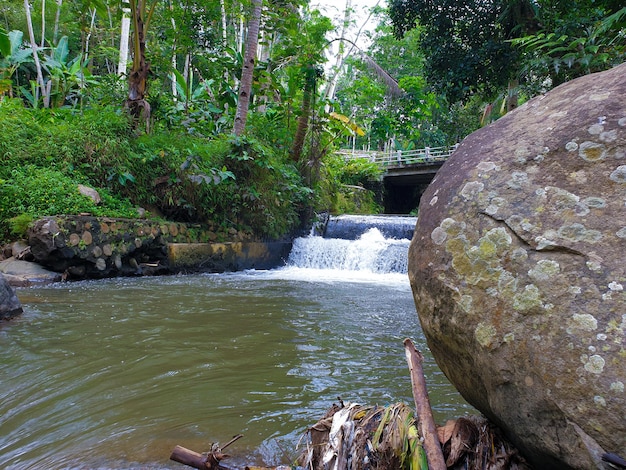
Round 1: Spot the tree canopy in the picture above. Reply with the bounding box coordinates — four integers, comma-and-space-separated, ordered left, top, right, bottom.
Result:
388, 0, 625, 102
0, 0, 624, 241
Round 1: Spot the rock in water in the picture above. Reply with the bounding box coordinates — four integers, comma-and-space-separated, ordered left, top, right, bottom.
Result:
409, 63, 626, 469
0, 273, 23, 320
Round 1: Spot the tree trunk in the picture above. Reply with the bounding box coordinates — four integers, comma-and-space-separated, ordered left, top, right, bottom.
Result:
117, 0, 131, 75
53, 0, 62, 46
322, 0, 351, 106
290, 81, 312, 163
126, 0, 151, 131
84, 8, 97, 58
40, 0, 46, 49
507, 79, 519, 112
220, 0, 227, 45
169, 0, 177, 97
24, 0, 49, 107
255, 28, 273, 113
233, 0, 262, 135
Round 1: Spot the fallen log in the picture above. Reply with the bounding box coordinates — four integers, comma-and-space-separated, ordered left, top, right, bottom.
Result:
170, 434, 243, 469
403, 338, 447, 470
170, 445, 217, 469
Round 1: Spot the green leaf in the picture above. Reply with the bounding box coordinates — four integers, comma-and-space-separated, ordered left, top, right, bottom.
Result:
372, 407, 391, 448
0, 28, 10, 59
12, 48, 33, 64
207, 103, 223, 113
69, 56, 83, 75
172, 68, 188, 99
54, 36, 69, 64
8, 30, 24, 57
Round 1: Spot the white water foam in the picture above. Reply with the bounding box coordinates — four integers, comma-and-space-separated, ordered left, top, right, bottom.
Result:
255, 228, 412, 286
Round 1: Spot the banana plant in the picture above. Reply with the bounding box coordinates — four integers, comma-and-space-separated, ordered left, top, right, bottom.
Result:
42, 36, 98, 107
171, 69, 222, 112
126, 0, 158, 130
0, 28, 33, 97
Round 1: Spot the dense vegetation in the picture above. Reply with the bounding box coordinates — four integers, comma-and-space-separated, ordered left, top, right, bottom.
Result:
0, 0, 624, 244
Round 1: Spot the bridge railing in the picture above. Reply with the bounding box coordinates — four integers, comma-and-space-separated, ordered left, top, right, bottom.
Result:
336, 144, 459, 169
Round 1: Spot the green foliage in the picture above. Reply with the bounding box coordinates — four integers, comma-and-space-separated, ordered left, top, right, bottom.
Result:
324, 154, 382, 187
332, 186, 382, 215
334, 21, 454, 149
315, 154, 383, 214
82, 74, 129, 108
0, 165, 136, 242
0, 27, 33, 96
388, 0, 525, 103
218, 134, 309, 239
0, 96, 312, 241
0, 101, 136, 187
7, 213, 33, 238
511, 6, 626, 90
152, 71, 235, 137
41, 36, 99, 108
247, 106, 295, 156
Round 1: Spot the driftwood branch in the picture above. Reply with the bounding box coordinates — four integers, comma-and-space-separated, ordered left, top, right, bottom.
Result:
404, 338, 447, 470
170, 445, 214, 469
170, 434, 243, 469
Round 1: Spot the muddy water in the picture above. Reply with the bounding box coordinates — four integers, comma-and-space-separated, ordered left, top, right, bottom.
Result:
0, 269, 472, 469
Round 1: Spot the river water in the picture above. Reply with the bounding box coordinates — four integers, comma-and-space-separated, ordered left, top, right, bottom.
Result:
0, 221, 472, 469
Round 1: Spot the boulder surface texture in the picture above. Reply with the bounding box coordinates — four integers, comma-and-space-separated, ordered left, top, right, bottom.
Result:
409, 63, 626, 469
0, 273, 23, 320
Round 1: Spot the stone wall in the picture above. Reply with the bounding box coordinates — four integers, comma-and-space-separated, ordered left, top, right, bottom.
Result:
27, 216, 291, 279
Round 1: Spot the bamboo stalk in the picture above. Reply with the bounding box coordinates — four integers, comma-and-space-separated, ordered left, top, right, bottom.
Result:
403, 338, 447, 470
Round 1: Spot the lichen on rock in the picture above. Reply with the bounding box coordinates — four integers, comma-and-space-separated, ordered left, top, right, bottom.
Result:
409, 63, 626, 469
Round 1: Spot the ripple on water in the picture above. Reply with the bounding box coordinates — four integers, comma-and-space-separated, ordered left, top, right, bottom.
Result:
1, 273, 472, 469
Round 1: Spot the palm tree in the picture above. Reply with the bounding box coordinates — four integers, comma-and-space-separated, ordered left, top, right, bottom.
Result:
233, 0, 263, 136
291, 64, 322, 163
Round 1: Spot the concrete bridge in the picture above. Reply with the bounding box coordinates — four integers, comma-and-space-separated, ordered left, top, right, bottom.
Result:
336, 145, 458, 213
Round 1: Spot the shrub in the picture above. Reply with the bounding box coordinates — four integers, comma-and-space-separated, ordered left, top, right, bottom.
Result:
0, 100, 312, 242
7, 214, 33, 239
0, 166, 136, 242
0, 100, 135, 177
315, 153, 383, 214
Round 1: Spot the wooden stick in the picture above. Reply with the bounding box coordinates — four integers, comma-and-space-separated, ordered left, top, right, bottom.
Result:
170, 434, 243, 469
403, 338, 447, 470
170, 445, 211, 469
221, 433, 244, 450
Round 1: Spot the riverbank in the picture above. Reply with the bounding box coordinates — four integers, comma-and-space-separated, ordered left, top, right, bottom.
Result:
1, 215, 292, 286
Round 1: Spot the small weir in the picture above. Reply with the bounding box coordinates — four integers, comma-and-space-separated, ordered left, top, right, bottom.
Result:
287, 215, 417, 275
322, 214, 417, 240
0, 215, 470, 470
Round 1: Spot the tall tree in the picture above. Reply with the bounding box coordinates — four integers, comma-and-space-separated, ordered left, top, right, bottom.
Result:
282, 9, 332, 163
388, 0, 535, 103
291, 63, 322, 162
233, 0, 262, 136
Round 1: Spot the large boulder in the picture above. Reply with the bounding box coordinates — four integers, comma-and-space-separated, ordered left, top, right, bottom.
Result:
0, 273, 23, 320
409, 63, 626, 469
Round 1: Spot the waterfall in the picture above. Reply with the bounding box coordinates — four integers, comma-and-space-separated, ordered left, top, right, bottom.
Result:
285, 215, 417, 276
